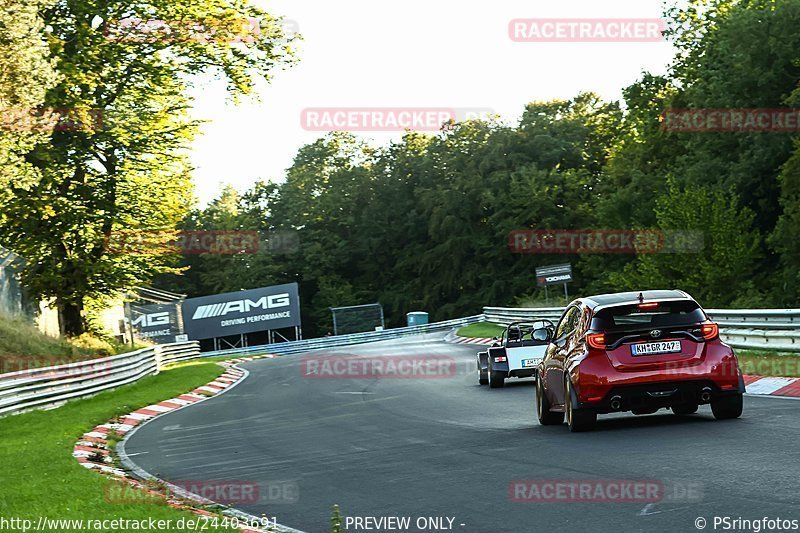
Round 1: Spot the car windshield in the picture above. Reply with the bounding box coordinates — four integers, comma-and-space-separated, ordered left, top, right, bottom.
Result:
591, 301, 706, 331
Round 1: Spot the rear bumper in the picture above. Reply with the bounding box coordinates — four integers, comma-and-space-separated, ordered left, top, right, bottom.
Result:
571, 341, 743, 412
579, 376, 744, 414
487, 361, 536, 379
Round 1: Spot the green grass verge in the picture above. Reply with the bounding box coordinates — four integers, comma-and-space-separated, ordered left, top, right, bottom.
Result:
456, 322, 505, 338
0, 361, 237, 531
736, 350, 800, 378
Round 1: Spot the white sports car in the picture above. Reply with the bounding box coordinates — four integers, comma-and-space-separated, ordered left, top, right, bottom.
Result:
477, 320, 555, 388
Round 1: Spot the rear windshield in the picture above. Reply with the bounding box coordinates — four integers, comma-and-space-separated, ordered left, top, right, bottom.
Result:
590, 300, 706, 332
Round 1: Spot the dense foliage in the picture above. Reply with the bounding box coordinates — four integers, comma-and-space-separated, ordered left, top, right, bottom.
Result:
157, 0, 800, 336
0, 0, 296, 334
2, 0, 798, 337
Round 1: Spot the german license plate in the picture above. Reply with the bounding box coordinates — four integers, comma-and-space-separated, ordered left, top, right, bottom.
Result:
521, 358, 540, 368
631, 340, 681, 356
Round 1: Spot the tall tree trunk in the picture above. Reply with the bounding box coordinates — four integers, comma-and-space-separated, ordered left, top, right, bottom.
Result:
57, 298, 84, 337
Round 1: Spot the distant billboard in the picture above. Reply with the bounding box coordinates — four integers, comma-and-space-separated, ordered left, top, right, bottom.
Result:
535, 263, 573, 287
181, 283, 301, 340
128, 303, 183, 344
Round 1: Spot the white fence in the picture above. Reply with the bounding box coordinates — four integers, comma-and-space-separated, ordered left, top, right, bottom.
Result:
0, 342, 200, 417
483, 307, 800, 352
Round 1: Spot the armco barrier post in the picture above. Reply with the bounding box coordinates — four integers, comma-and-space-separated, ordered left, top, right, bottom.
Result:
153, 345, 163, 374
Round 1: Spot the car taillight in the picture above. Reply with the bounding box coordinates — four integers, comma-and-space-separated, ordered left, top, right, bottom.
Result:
701, 323, 719, 340
637, 302, 659, 309
494, 356, 507, 362
586, 333, 605, 350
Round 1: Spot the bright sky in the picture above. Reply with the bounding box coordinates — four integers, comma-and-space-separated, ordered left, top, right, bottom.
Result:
188, 0, 677, 206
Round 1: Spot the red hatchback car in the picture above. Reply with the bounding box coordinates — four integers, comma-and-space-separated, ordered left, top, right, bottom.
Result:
536, 290, 744, 432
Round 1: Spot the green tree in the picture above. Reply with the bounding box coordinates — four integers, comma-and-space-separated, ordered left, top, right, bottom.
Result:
609, 181, 761, 304
269, 133, 377, 332
768, 139, 800, 305
0, 0, 296, 335
155, 0, 800, 332
0, 0, 58, 197
596, 0, 800, 302
665, 0, 800, 232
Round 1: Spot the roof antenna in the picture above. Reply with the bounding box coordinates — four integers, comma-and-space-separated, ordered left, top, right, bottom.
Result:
637, 292, 644, 303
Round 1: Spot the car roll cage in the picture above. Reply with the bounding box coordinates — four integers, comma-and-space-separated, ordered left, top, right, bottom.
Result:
501, 319, 556, 348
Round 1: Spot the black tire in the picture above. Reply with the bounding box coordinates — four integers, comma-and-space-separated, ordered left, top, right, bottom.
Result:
672, 403, 698, 415
477, 356, 488, 385
488, 368, 505, 388
536, 374, 564, 425
711, 393, 743, 420
565, 378, 596, 432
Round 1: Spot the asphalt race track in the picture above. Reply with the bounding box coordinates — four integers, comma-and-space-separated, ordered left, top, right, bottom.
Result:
125, 334, 800, 532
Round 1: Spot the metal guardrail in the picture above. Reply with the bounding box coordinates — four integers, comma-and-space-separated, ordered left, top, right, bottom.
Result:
483, 307, 800, 352
0, 316, 483, 417
705, 309, 800, 351
717, 328, 800, 351
483, 307, 565, 324
4, 306, 797, 418
204, 315, 485, 358
704, 309, 800, 329
0, 341, 200, 417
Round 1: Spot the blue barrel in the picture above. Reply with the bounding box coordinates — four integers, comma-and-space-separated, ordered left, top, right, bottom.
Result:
407, 312, 429, 327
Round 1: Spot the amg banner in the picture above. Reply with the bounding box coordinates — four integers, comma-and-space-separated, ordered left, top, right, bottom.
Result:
128, 303, 183, 344
181, 282, 301, 340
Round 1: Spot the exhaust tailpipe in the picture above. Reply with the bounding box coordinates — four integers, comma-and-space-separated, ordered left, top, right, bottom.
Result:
610, 395, 622, 410
700, 387, 712, 403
